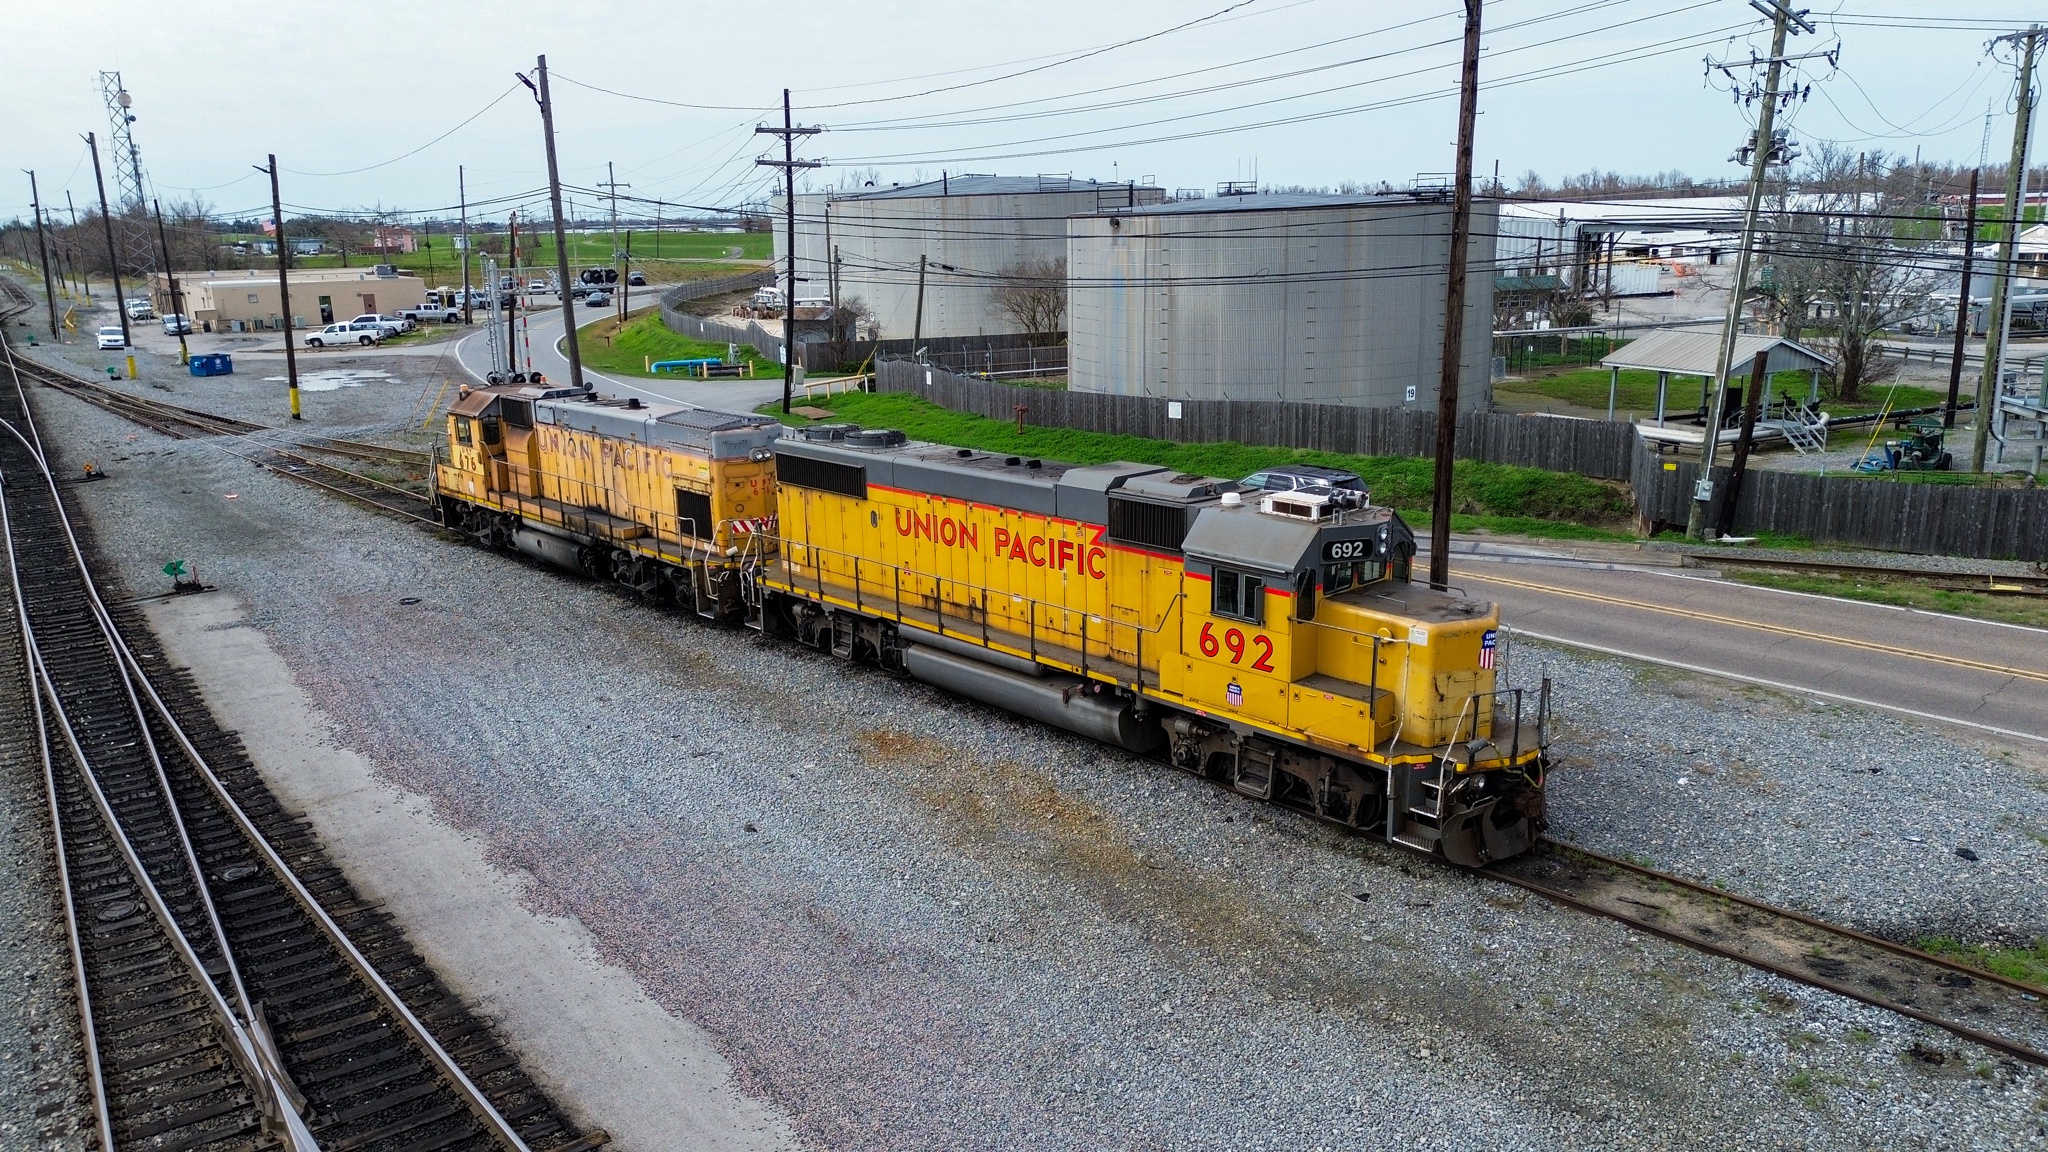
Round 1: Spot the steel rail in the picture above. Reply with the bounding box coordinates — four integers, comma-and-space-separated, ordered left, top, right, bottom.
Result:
1, 472, 116, 1152
1493, 840, 2048, 1067
3, 351, 538, 1151
1692, 551, 2048, 591
2, 465, 316, 1148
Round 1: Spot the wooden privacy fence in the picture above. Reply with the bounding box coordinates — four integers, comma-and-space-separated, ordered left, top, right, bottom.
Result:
1633, 443, 2048, 561
875, 360, 1640, 481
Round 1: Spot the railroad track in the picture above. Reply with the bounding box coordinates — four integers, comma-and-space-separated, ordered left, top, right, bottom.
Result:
1, 341, 603, 1150
1491, 841, 2048, 1066
7, 350, 441, 526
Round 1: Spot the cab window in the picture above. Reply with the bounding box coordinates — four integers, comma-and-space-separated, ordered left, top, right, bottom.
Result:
480, 415, 501, 446
1323, 560, 1386, 594
1210, 568, 1265, 624
454, 417, 473, 446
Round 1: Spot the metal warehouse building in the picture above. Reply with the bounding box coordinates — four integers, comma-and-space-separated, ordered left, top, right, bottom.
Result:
1066, 192, 1499, 408
778, 175, 1164, 340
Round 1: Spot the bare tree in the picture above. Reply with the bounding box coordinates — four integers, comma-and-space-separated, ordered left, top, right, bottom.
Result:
1756, 145, 1940, 402
992, 256, 1066, 343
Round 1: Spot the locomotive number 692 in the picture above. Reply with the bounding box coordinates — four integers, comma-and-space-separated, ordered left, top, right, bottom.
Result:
1199, 621, 1275, 672
1323, 538, 1372, 562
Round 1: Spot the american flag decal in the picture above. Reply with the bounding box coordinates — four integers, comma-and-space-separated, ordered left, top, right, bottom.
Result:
1479, 629, 1498, 669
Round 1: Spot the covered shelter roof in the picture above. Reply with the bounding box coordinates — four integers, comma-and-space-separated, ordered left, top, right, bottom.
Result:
1600, 328, 1832, 378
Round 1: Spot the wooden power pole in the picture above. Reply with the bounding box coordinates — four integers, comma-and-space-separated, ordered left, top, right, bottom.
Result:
523, 55, 585, 391
758, 89, 820, 413
25, 171, 59, 337
1974, 25, 2042, 471
1686, 0, 1813, 540
86, 132, 130, 349
1428, 0, 1483, 591
262, 155, 303, 420
1944, 170, 1979, 429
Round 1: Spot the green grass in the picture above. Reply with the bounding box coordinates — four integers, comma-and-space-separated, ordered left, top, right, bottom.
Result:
577, 313, 779, 379
1727, 570, 2048, 629
1495, 368, 1948, 417
1916, 936, 2048, 989
760, 390, 1638, 536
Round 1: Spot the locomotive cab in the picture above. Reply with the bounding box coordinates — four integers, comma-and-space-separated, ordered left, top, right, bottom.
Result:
1176, 488, 1546, 866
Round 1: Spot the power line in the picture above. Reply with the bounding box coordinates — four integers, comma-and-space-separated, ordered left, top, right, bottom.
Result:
282, 83, 522, 177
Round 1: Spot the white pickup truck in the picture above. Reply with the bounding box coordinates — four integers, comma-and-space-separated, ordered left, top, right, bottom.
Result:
349, 312, 415, 335
398, 302, 461, 323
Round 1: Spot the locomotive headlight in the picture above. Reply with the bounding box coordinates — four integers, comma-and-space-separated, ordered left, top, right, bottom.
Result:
750, 447, 775, 462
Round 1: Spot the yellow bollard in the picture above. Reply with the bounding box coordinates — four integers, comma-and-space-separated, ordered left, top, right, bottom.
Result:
126, 354, 137, 380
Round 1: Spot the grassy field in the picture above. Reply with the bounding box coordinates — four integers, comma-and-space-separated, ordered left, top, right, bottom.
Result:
1494, 367, 1947, 417
249, 229, 770, 285
577, 313, 779, 379
758, 390, 1637, 539
1726, 569, 2048, 629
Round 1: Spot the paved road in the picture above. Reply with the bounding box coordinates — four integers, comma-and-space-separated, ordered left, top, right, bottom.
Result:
1438, 552, 2048, 746
453, 292, 789, 414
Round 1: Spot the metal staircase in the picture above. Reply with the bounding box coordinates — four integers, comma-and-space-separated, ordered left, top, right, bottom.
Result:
1769, 405, 1828, 454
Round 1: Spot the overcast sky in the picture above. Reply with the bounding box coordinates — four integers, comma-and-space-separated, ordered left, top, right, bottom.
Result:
4, 1, 2040, 224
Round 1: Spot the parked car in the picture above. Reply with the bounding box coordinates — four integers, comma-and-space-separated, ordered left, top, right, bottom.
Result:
162, 314, 194, 335
124, 298, 154, 320
627, 270, 647, 286
584, 290, 611, 308
526, 280, 550, 294
348, 312, 414, 335
1238, 464, 1370, 496
398, 303, 461, 323
97, 325, 127, 350
307, 322, 381, 348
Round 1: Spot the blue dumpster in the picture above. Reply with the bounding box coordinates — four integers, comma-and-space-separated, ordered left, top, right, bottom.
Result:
190, 353, 234, 377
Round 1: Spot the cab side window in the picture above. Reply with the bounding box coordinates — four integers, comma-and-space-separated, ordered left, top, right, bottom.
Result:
480, 416, 502, 446
454, 417, 474, 446
1210, 568, 1265, 625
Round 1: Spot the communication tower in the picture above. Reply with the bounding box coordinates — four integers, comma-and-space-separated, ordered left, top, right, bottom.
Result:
99, 71, 157, 278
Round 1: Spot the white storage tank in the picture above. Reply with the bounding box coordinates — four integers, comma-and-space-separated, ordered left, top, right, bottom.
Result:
1066, 191, 1498, 409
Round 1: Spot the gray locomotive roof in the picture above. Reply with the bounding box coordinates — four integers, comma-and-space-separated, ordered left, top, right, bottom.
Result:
775, 435, 1183, 523
1183, 502, 1403, 576
533, 396, 781, 458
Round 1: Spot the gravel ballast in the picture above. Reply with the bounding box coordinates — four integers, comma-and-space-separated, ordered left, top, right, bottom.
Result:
14, 331, 2048, 1150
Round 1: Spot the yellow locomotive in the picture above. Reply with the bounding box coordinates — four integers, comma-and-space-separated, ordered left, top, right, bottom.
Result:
434, 383, 783, 616
754, 425, 1548, 865
433, 391, 1549, 865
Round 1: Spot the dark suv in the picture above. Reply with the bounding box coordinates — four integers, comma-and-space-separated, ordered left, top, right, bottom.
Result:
1238, 464, 1369, 495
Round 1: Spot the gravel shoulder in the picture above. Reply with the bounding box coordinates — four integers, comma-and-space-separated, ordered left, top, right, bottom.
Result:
14, 332, 2048, 1151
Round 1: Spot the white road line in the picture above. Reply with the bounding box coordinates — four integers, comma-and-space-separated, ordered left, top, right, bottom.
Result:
1505, 626, 2048, 746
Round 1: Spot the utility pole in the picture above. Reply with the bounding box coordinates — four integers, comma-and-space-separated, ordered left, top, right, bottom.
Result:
459, 165, 473, 327
151, 199, 189, 364
1428, 0, 1482, 592
64, 190, 90, 303
261, 156, 302, 420
1945, 170, 1980, 429
25, 171, 59, 337
1685, 0, 1814, 540
758, 89, 820, 413
600, 160, 630, 324
86, 132, 130, 350
912, 253, 929, 357
519, 55, 584, 390
1975, 24, 2042, 472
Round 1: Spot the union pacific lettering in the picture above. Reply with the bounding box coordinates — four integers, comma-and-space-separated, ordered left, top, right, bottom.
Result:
893, 506, 1109, 579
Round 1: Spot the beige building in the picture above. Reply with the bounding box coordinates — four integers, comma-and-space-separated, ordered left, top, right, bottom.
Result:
149, 268, 426, 331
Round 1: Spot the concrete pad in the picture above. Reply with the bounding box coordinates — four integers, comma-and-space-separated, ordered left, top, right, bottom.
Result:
141, 591, 802, 1152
